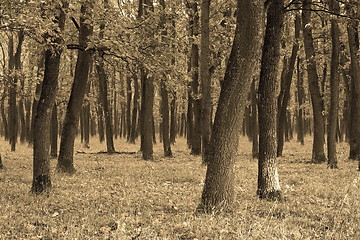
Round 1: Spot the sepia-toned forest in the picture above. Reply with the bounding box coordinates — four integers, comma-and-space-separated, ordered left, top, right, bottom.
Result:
0, 0, 359, 239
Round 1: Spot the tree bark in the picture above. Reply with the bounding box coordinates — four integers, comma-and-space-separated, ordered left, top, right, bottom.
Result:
297, 56, 305, 144
251, 79, 259, 159
197, 0, 263, 213
126, 75, 132, 141
57, 4, 93, 173
346, 3, 360, 162
50, 103, 58, 158
327, 0, 340, 169
160, 79, 172, 157
31, 4, 65, 194
302, 0, 327, 163
200, 0, 212, 163
257, 0, 284, 200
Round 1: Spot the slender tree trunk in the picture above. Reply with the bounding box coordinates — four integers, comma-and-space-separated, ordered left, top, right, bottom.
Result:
198, 0, 263, 213
200, 0, 212, 162
129, 74, 139, 144
0, 100, 8, 141
96, 62, 115, 153
277, 14, 300, 156
302, 0, 327, 163
251, 79, 259, 159
31, 5, 65, 194
57, 4, 93, 173
8, 35, 16, 151
170, 95, 176, 144
160, 79, 172, 157
297, 56, 305, 144
257, 0, 284, 200
50, 103, 58, 158
186, 87, 193, 148
126, 76, 132, 141
97, 104, 105, 142
327, 0, 340, 169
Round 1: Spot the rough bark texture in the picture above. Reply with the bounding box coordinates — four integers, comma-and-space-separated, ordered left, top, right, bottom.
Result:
277, 14, 300, 157
57, 4, 93, 173
200, 0, 212, 163
302, 0, 327, 163
198, 0, 263, 213
346, 4, 360, 162
327, 0, 340, 169
31, 4, 65, 194
257, 0, 283, 200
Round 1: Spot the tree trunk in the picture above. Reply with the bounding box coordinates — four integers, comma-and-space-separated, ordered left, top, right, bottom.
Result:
0, 100, 8, 141
160, 79, 172, 157
97, 104, 105, 142
50, 103, 58, 158
277, 14, 300, 157
126, 75, 132, 141
170, 94, 176, 144
198, 0, 263, 213
302, 0, 327, 163
251, 79, 259, 159
129, 74, 139, 144
257, 0, 283, 200
186, 87, 193, 148
297, 56, 305, 144
57, 4, 93, 173
327, 0, 340, 169
200, 0, 212, 162
346, 3, 360, 163
8, 35, 16, 151
31, 5, 65, 194
96, 61, 115, 153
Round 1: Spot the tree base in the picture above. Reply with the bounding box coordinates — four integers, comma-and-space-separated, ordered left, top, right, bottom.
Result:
327, 163, 338, 169
195, 200, 234, 215
56, 164, 76, 174
31, 175, 51, 195
0, 155, 3, 169
312, 154, 327, 164
142, 153, 153, 161
257, 190, 283, 201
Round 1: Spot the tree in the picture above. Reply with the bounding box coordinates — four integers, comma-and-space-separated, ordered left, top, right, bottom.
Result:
257, 0, 284, 200
57, 3, 93, 173
200, 0, 212, 162
197, 0, 263, 213
327, 0, 340, 169
302, 0, 327, 163
277, 14, 300, 157
31, 1, 66, 194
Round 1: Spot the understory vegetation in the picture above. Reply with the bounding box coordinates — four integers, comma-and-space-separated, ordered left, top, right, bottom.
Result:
0, 137, 359, 239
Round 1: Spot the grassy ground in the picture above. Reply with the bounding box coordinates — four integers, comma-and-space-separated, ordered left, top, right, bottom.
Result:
0, 136, 359, 240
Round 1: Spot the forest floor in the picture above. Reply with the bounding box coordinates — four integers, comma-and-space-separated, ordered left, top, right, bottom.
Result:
0, 136, 359, 240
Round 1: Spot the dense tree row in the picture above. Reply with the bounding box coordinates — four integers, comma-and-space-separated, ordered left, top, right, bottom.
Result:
0, 0, 359, 212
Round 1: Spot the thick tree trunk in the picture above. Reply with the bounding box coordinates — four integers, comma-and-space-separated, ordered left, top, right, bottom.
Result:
200, 0, 212, 162
257, 0, 284, 200
57, 4, 93, 173
97, 105, 105, 142
327, 0, 340, 169
50, 103, 58, 158
31, 5, 65, 194
302, 0, 327, 163
198, 0, 263, 213
277, 14, 300, 157
347, 4, 360, 163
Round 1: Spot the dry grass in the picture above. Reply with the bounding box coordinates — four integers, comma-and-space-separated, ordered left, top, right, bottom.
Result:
0, 136, 359, 239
